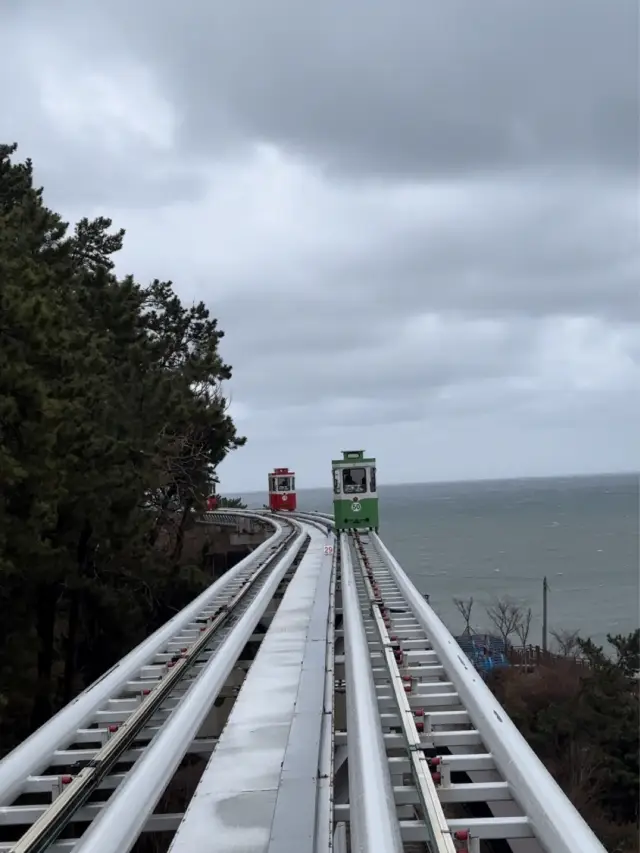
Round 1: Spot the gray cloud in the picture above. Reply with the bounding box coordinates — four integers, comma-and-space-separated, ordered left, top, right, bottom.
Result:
0, 14, 206, 209
7, 1, 637, 181
107, 0, 639, 179
0, 0, 637, 490
364, 177, 640, 315
221, 308, 539, 408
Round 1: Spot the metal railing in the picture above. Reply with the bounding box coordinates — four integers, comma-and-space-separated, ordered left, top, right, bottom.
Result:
372, 533, 608, 853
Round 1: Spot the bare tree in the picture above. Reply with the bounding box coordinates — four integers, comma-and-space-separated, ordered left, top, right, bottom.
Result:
514, 607, 533, 647
453, 596, 474, 634
485, 597, 523, 648
551, 628, 581, 657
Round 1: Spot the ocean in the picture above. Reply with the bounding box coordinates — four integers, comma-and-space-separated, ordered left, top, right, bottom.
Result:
240, 473, 639, 649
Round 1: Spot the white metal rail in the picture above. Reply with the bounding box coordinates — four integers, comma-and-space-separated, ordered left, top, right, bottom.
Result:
73, 525, 312, 853
340, 534, 404, 853
350, 534, 456, 853
0, 506, 610, 853
0, 515, 305, 853
243, 511, 606, 853
168, 524, 336, 853
332, 529, 606, 853
370, 533, 607, 853
0, 511, 283, 810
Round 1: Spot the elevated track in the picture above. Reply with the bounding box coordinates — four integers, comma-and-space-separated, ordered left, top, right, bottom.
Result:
0, 510, 607, 853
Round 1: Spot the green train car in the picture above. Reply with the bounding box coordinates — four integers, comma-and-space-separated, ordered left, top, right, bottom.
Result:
332, 449, 379, 532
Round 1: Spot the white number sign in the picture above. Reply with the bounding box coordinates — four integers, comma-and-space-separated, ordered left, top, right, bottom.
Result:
324, 544, 334, 555
350, 501, 361, 512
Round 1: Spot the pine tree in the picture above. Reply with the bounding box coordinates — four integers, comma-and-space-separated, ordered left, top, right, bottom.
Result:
0, 143, 247, 748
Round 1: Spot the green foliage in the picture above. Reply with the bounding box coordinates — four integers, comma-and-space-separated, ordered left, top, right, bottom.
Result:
607, 629, 640, 678
216, 496, 247, 508
488, 630, 639, 851
0, 143, 245, 751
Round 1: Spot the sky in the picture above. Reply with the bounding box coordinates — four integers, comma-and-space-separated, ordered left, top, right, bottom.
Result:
1, 1, 639, 491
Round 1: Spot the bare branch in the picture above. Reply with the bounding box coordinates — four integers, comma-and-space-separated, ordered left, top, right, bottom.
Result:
485, 597, 523, 648
551, 628, 581, 657
453, 596, 474, 633
514, 607, 533, 646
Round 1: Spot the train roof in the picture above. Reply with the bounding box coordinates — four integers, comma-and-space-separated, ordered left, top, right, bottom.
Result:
332, 459, 376, 467
271, 467, 295, 475
332, 449, 375, 466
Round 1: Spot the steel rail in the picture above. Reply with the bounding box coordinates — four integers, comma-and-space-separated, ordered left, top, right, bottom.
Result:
315, 533, 338, 852
9, 523, 301, 853
340, 534, 403, 853
72, 527, 309, 853
263, 509, 333, 535
351, 534, 456, 853
169, 522, 331, 853
372, 533, 608, 853
0, 512, 283, 809
290, 510, 334, 523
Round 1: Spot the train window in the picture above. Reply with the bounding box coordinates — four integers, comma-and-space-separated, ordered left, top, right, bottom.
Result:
290, 477, 295, 491
343, 467, 366, 494
269, 476, 276, 492
369, 466, 377, 493
277, 477, 290, 491
333, 469, 341, 494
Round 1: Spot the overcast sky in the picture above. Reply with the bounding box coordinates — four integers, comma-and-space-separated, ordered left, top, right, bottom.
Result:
2, 1, 638, 491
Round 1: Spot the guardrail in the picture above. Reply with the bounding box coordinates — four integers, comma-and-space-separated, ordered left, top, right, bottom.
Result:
507, 645, 591, 669
198, 510, 271, 533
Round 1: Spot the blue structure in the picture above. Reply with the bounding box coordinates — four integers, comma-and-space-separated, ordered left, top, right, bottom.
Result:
456, 632, 510, 676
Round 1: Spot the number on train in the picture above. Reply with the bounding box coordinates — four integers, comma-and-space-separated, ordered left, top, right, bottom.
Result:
332, 450, 379, 532
268, 467, 297, 512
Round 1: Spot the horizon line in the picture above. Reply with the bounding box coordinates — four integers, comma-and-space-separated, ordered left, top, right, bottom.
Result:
230, 468, 639, 495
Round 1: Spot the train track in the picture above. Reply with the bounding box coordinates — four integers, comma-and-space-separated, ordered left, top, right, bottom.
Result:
332, 528, 606, 853
0, 515, 312, 853
282, 510, 604, 853
167, 516, 337, 853
0, 509, 607, 853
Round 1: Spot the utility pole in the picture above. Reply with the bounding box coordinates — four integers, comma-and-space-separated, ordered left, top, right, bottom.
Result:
542, 576, 548, 652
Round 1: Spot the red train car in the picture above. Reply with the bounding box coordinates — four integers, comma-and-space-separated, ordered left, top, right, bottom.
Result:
268, 467, 297, 512
206, 494, 217, 510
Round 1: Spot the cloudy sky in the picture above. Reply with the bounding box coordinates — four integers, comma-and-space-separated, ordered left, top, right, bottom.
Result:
2, 1, 638, 491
